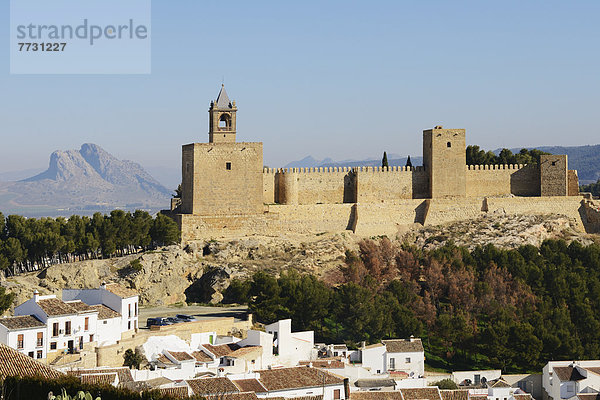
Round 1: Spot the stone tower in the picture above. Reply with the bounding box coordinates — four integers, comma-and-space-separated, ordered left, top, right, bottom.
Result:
423, 126, 466, 198
209, 84, 237, 143
180, 85, 263, 216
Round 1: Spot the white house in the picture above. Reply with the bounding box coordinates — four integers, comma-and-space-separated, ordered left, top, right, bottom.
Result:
238, 330, 274, 369
358, 337, 424, 378
89, 304, 122, 346
228, 366, 347, 400
0, 315, 47, 360
543, 361, 600, 400
62, 282, 139, 333
14, 291, 99, 359
265, 319, 315, 367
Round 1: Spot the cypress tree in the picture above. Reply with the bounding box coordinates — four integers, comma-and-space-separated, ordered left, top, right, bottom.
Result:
406, 155, 413, 168
382, 152, 389, 168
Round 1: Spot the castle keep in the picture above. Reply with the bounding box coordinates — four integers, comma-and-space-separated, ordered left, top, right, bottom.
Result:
172, 86, 593, 241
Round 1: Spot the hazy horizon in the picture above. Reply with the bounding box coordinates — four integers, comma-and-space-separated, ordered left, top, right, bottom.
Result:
2, 0, 599, 184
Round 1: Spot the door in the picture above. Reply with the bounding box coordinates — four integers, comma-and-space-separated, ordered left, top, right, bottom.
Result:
67, 340, 74, 353
79, 337, 83, 350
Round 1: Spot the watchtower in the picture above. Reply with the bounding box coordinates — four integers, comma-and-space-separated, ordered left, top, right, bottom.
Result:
209, 84, 237, 143
423, 126, 466, 198
180, 85, 263, 216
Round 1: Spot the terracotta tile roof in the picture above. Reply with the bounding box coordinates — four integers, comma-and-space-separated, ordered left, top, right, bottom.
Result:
228, 346, 261, 358
514, 395, 533, 400
206, 393, 260, 400
68, 367, 133, 383
469, 396, 487, 400
333, 345, 348, 350
192, 350, 213, 363
382, 339, 424, 353
0, 343, 63, 381
65, 300, 96, 313
37, 298, 78, 317
389, 371, 409, 378
577, 394, 600, 400
585, 367, 600, 376
440, 390, 468, 400
490, 379, 511, 388
157, 354, 176, 366
363, 343, 385, 350
299, 360, 345, 369
355, 379, 396, 388
80, 373, 118, 386
351, 392, 404, 400
203, 343, 240, 358
553, 366, 586, 382
256, 366, 344, 391
168, 351, 194, 362
400, 388, 442, 400
159, 387, 189, 399
0, 315, 45, 330
146, 377, 174, 388
232, 378, 267, 393
90, 304, 121, 320
104, 283, 138, 299
186, 377, 240, 396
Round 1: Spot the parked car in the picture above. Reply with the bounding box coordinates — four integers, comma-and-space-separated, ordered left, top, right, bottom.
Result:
146, 317, 173, 327
166, 317, 185, 324
176, 314, 197, 322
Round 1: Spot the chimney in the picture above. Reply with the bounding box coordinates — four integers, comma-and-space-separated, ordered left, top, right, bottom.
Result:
361, 341, 366, 349
100, 282, 107, 290
33, 290, 39, 302
409, 335, 415, 342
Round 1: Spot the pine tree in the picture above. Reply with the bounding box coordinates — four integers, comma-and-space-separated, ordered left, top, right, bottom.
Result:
382, 152, 389, 169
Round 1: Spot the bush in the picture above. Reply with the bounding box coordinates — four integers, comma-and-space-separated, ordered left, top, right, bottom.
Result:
1, 375, 175, 400
129, 259, 143, 273
433, 379, 458, 390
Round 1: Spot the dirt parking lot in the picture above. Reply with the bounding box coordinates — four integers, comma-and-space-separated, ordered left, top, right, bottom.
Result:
138, 304, 249, 328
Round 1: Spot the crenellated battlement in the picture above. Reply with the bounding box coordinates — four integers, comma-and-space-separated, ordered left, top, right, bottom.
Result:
262, 165, 426, 174
466, 164, 528, 171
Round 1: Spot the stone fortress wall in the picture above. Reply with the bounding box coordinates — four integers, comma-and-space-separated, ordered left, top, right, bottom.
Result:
170, 86, 599, 242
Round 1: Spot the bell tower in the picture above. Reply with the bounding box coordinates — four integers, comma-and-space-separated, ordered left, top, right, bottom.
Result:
209, 84, 237, 143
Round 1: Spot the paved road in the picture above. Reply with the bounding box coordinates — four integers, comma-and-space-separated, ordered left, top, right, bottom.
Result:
138, 304, 249, 328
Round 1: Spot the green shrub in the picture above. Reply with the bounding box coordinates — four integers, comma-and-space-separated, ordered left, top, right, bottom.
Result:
433, 379, 458, 390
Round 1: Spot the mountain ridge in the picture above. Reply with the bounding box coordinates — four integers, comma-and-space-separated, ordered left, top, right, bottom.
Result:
0, 144, 172, 217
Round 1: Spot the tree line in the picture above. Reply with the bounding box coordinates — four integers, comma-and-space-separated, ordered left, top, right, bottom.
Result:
466, 145, 549, 166
581, 179, 600, 197
225, 238, 600, 373
0, 210, 180, 276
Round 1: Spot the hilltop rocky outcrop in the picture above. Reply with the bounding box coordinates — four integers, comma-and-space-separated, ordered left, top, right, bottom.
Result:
1, 213, 597, 313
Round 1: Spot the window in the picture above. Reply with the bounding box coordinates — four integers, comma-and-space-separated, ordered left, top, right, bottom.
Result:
50, 342, 57, 350
447, 142, 452, 148
128, 304, 132, 318
376, 370, 381, 374
103, 321, 107, 325
334, 352, 338, 356
405, 357, 411, 363
389, 358, 395, 369
17, 334, 24, 349
128, 321, 131, 330
53, 322, 59, 337
90, 334, 94, 342
37, 332, 43, 347
135, 302, 138, 317
474, 374, 481, 385
65, 321, 71, 335
334, 389, 341, 400
226, 162, 232, 170
28, 351, 34, 358
84, 317, 89, 331
552, 161, 556, 166
37, 350, 43, 359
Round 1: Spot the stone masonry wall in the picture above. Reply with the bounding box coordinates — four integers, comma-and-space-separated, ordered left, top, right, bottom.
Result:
466, 164, 540, 197
540, 155, 568, 197
355, 166, 428, 202
187, 142, 263, 215
568, 170, 580, 196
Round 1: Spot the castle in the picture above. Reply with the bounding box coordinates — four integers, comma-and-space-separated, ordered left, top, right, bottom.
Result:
170, 86, 598, 242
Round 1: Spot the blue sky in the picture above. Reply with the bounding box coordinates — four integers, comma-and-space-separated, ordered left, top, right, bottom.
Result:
1, 0, 599, 188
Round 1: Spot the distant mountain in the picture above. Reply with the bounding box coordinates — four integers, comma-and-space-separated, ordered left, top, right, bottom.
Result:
0, 144, 172, 217
0, 167, 45, 182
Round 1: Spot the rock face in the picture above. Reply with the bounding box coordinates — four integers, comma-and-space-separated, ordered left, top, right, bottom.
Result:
402, 212, 596, 250
0, 144, 171, 216
1, 233, 357, 311
2, 215, 597, 314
